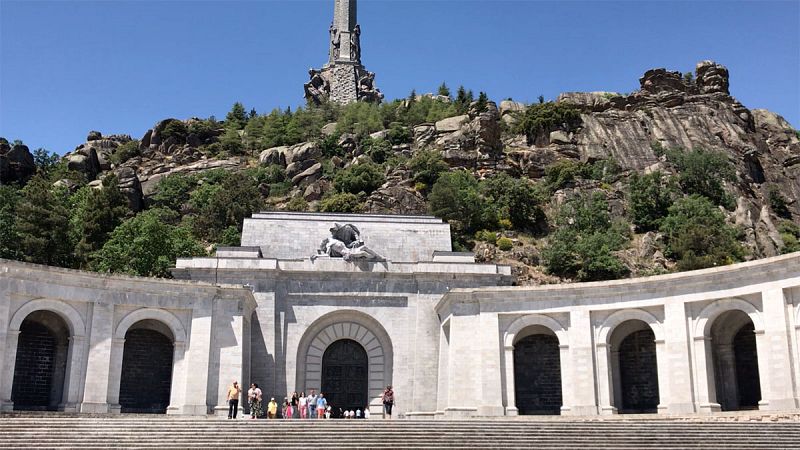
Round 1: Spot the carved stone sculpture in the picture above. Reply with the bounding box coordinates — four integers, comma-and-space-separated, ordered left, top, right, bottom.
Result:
313, 223, 384, 262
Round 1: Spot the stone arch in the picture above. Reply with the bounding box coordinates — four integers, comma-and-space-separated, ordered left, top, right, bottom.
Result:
8, 299, 86, 337
503, 314, 569, 416
597, 309, 664, 345
694, 298, 764, 338
114, 308, 186, 343
504, 314, 568, 348
296, 310, 393, 409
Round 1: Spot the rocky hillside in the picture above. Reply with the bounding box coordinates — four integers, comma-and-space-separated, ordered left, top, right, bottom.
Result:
2, 60, 798, 285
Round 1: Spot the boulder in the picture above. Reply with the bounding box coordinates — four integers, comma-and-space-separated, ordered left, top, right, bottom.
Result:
413, 124, 436, 149
321, 123, 338, 136
364, 184, 427, 215
67, 147, 101, 180
549, 131, 571, 145
87, 130, 102, 141
337, 133, 358, 153
259, 146, 289, 167
285, 159, 317, 179
499, 100, 525, 116
286, 142, 321, 166
695, 60, 730, 95
116, 166, 144, 212
639, 68, 690, 94
291, 162, 322, 186
303, 179, 331, 202
435, 115, 469, 133
0, 143, 36, 184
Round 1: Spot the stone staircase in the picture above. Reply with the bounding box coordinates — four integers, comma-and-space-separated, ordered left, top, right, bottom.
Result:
0, 415, 799, 449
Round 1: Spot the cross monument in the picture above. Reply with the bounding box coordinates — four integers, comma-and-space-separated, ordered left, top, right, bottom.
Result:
304, 0, 383, 105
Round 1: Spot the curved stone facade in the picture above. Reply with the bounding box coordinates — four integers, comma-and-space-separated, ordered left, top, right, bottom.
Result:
2, 212, 799, 418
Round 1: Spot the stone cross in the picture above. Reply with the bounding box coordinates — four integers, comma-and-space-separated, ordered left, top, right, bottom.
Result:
330, 0, 359, 64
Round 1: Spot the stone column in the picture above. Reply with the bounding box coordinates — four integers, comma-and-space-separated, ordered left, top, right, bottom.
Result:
566, 310, 598, 415
662, 302, 694, 413
756, 288, 799, 410
595, 343, 617, 414
654, 339, 670, 414
0, 331, 19, 412
692, 336, 721, 413
213, 313, 245, 418
478, 312, 503, 416
106, 338, 126, 414
170, 312, 212, 415
502, 344, 517, 416
166, 342, 187, 414
80, 303, 114, 414
558, 343, 572, 415
444, 302, 481, 418
62, 335, 86, 412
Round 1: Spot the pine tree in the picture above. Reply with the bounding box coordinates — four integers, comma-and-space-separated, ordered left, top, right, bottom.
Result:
16, 175, 72, 266
475, 92, 489, 113
74, 175, 129, 267
225, 102, 248, 130
0, 185, 20, 260
437, 82, 451, 98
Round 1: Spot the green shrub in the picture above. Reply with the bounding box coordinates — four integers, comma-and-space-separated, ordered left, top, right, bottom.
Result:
542, 192, 630, 281
386, 123, 412, 145
628, 171, 677, 232
474, 229, 497, 244
286, 196, 309, 212
659, 195, 743, 270
247, 165, 286, 185
497, 237, 513, 251
409, 150, 449, 187
319, 192, 362, 213
513, 102, 582, 144
110, 140, 141, 165
333, 162, 385, 196
664, 147, 735, 208
768, 186, 792, 219
160, 120, 188, 144
361, 137, 392, 164
544, 159, 584, 191
585, 158, 621, 182
481, 173, 545, 230
268, 181, 293, 198
429, 171, 496, 234
779, 221, 800, 254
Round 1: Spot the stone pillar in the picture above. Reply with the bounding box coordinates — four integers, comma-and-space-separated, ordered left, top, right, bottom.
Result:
80, 303, 114, 413
213, 313, 245, 418
167, 342, 187, 414
756, 288, 799, 410
444, 304, 480, 417
502, 344, 517, 416
106, 338, 126, 414
61, 335, 86, 412
595, 343, 617, 414
169, 312, 212, 415
0, 331, 19, 412
692, 336, 721, 413
661, 302, 694, 413
566, 310, 598, 415
478, 312, 503, 416
558, 343, 572, 415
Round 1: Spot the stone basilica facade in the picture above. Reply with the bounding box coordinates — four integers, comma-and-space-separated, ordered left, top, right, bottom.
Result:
1, 211, 800, 418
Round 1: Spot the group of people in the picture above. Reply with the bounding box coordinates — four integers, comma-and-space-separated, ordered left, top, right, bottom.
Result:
226, 381, 395, 420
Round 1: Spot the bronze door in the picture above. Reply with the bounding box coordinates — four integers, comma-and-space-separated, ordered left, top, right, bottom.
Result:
321, 339, 368, 416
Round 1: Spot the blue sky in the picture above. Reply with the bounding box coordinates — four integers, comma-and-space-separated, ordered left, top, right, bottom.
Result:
1, 0, 798, 154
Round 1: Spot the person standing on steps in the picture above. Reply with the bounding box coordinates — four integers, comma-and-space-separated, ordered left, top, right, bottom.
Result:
298, 391, 307, 419
306, 390, 317, 419
227, 380, 241, 419
291, 391, 299, 418
267, 397, 278, 419
381, 385, 394, 419
248, 383, 262, 420
316, 393, 327, 419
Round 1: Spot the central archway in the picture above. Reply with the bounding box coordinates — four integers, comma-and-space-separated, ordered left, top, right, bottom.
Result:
709, 310, 761, 411
296, 311, 393, 414
118, 320, 175, 414
321, 339, 368, 414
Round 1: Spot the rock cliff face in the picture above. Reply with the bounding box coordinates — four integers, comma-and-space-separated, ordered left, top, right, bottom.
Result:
12, 60, 796, 284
